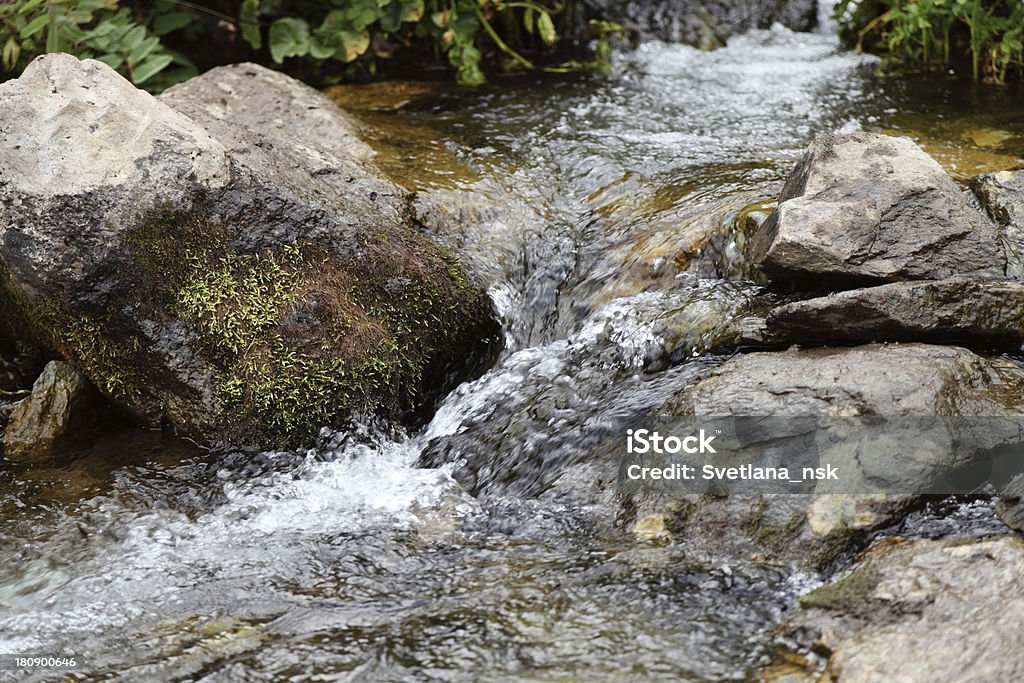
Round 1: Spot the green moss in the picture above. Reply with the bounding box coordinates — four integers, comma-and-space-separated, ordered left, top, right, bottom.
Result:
0, 270, 148, 407
120, 207, 493, 447
799, 568, 882, 612
49, 307, 147, 405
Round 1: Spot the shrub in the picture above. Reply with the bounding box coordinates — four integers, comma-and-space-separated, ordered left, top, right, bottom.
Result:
1, 0, 198, 91
835, 0, 1024, 83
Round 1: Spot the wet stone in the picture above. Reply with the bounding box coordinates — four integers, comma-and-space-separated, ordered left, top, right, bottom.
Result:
749, 132, 1005, 285
3, 361, 100, 464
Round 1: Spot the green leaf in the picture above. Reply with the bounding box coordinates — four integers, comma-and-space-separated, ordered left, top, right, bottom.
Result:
152, 11, 192, 37
353, 7, 378, 31
240, 0, 262, 49
537, 11, 556, 46
308, 37, 334, 59
379, 12, 400, 33
2, 38, 20, 71
45, 23, 61, 53
18, 0, 45, 15
20, 14, 49, 40
336, 29, 370, 62
399, 0, 425, 23
132, 53, 173, 84
128, 36, 160, 64
523, 8, 534, 35
123, 24, 146, 50
268, 17, 311, 63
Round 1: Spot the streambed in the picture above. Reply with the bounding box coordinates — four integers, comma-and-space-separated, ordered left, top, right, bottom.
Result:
1, 22, 1022, 682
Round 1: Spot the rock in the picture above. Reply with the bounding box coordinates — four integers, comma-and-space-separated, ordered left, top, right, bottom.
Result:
0, 55, 497, 449
996, 473, 1024, 532
775, 536, 1024, 682
748, 132, 1005, 284
972, 169, 1024, 277
665, 343, 1024, 417
3, 361, 100, 463
637, 344, 1024, 567
589, 0, 818, 48
767, 278, 1024, 346
972, 169, 1024, 228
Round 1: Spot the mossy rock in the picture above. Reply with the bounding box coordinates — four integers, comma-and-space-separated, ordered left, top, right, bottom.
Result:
0, 55, 499, 449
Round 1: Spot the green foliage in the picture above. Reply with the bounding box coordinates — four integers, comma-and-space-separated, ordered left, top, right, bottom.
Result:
835, 0, 1024, 83
543, 18, 623, 76
240, 0, 567, 85
0, 0, 197, 92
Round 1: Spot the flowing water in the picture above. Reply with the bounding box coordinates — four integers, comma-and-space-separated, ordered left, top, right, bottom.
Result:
2, 19, 1023, 683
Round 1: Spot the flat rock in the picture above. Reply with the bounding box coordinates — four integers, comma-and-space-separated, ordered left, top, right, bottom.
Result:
664, 343, 1024, 417
635, 344, 1024, 568
748, 132, 1005, 283
4, 361, 99, 463
767, 278, 1024, 346
773, 536, 1024, 682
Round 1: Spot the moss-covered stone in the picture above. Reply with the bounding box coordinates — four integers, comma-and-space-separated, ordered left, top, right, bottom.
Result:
117, 208, 496, 447
798, 567, 882, 611
0, 55, 499, 450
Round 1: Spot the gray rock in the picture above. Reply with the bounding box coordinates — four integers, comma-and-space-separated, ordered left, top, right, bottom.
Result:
3, 361, 99, 463
665, 343, 1024, 417
0, 55, 497, 449
972, 169, 1024, 228
773, 536, 1024, 682
590, 0, 818, 48
637, 344, 1024, 567
749, 132, 1005, 283
767, 278, 1024, 346
972, 169, 1024, 278
996, 473, 1024, 533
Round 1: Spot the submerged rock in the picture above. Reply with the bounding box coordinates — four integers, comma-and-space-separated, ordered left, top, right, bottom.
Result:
774, 536, 1024, 682
748, 132, 1005, 284
767, 278, 1024, 346
0, 55, 497, 449
3, 361, 99, 463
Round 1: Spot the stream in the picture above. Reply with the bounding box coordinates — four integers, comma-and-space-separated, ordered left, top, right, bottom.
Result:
2, 16, 1024, 683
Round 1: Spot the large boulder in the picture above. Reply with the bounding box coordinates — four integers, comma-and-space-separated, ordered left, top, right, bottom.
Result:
748, 132, 1005, 284
0, 55, 498, 449
770, 536, 1024, 682
767, 278, 1024, 346
3, 361, 100, 463
588, 0, 818, 49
